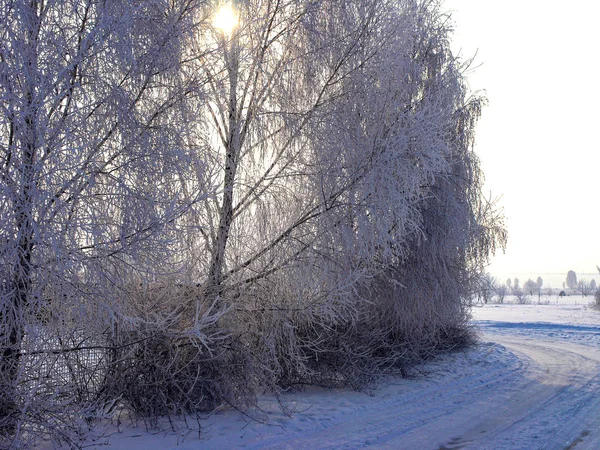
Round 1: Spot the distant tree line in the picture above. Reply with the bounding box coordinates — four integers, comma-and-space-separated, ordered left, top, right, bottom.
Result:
478, 270, 600, 305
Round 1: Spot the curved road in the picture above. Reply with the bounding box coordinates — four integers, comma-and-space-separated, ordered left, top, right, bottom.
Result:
431, 335, 600, 450
246, 331, 600, 449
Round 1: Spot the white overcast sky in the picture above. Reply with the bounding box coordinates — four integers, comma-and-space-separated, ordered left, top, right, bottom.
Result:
443, 0, 600, 281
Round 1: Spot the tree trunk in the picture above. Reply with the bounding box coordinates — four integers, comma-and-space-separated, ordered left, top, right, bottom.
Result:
1, 1, 38, 429
1, 164, 35, 433
207, 39, 241, 303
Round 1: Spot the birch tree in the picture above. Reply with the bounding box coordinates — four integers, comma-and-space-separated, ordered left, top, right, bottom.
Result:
189, 0, 447, 301
184, 0, 505, 387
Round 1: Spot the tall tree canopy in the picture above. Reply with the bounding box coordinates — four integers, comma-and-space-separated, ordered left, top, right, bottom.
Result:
0, 0, 505, 446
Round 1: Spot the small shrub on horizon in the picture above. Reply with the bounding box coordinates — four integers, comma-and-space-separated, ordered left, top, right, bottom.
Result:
593, 289, 600, 310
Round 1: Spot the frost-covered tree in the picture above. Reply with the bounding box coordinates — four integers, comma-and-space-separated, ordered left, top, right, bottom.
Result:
495, 284, 508, 303
566, 270, 578, 289
524, 279, 537, 296
186, 0, 458, 301
0, 0, 506, 445
477, 274, 498, 304
536, 276, 543, 300
577, 279, 593, 297
513, 286, 528, 304
0, 0, 211, 442
182, 0, 505, 388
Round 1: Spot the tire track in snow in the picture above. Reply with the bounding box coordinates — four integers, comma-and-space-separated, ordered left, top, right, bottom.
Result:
242, 330, 600, 450
241, 344, 524, 449
436, 336, 600, 450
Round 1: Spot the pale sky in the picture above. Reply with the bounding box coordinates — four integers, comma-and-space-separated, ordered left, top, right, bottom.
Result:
444, 0, 600, 281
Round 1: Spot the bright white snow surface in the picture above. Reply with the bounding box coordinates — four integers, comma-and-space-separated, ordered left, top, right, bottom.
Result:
71, 296, 600, 450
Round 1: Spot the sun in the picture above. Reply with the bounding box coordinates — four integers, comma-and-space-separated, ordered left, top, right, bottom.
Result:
213, 2, 239, 35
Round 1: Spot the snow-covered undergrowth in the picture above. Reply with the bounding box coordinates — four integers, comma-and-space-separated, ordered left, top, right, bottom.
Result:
66, 342, 519, 450
55, 296, 600, 449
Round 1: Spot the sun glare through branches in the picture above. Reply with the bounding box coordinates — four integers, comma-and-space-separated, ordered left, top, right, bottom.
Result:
213, 1, 239, 35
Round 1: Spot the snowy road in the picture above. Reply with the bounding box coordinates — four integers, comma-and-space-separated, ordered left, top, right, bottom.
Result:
238, 330, 600, 450
432, 334, 600, 450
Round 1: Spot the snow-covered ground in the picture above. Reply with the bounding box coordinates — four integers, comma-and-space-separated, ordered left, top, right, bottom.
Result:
61, 295, 600, 449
